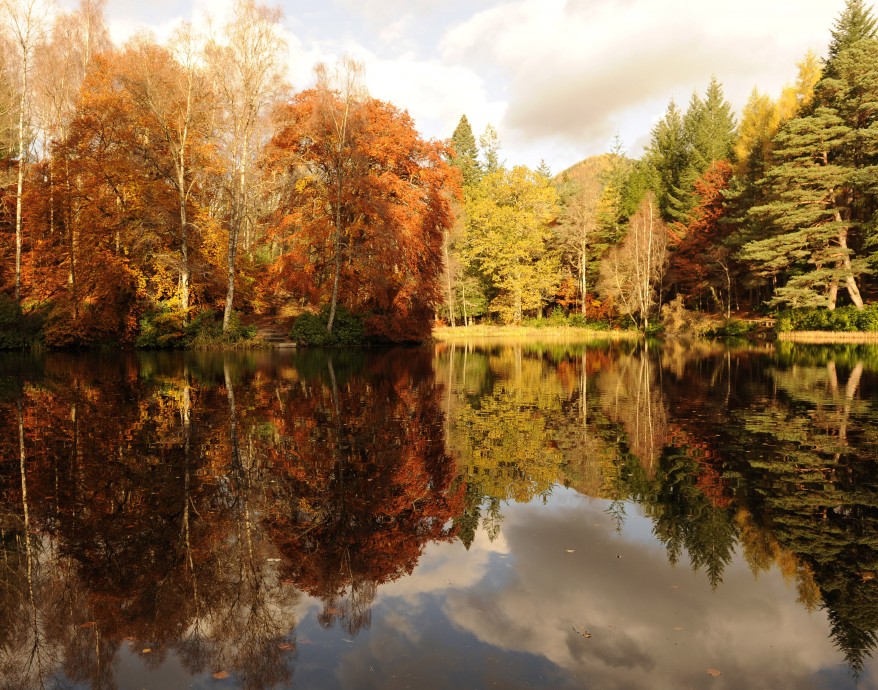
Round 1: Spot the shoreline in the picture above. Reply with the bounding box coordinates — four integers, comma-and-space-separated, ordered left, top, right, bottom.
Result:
432, 325, 640, 340
778, 331, 878, 344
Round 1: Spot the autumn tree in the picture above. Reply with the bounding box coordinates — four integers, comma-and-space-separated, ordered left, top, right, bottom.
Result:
30, 0, 110, 313
120, 29, 215, 321
464, 165, 559, 323
268, 86, 458, 342
205, 0, 287, 333
666, 161, 736, 315
1, 0, 51, 301
556, 155, 613, 315
599, 192, 668, 329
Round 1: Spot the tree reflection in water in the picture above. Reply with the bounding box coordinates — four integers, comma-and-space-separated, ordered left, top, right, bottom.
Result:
1, 341, 878, 686
0, 349, 461, 688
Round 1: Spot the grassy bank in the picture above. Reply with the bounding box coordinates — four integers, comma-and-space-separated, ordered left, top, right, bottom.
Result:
433, 324, 640, 340
778, 331, 878, 344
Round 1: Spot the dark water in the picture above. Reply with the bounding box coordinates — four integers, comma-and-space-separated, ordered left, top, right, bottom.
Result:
2, 339, 878, 690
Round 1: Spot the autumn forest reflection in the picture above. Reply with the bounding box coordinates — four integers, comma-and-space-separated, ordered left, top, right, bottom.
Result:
2, 340, 878, 688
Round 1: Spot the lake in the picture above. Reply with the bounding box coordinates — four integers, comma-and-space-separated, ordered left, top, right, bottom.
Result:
2, 339, 878, 689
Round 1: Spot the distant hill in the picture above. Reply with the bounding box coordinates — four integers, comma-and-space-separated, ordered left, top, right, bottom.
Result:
555, 153, 617, 183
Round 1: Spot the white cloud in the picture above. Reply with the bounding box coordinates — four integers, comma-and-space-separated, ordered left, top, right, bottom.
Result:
439, 0, 840, 168
85, 0, 850, 172
439, 497, 866, 688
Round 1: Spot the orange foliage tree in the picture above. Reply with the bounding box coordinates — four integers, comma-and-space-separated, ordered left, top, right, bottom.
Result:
665, 161, 737, 315
267, 88, 459, 342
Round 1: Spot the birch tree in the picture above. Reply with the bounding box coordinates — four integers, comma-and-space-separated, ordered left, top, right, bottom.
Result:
206, 0, 287, 332
121, 26, 212, 320
1, 0, 51, 301
599, 192, 668, 330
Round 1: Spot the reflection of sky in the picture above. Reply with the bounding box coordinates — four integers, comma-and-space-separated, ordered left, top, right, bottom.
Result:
112, 487, 877, 689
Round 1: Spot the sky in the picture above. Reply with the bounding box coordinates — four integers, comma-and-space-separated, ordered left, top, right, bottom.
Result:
60, 0, 846, 174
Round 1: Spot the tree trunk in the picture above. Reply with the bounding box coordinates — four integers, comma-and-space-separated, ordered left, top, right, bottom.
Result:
839, 233, 864, 310
223, 153, 247, 333
444, 230, 456, 327
462, 281, 468, 326
14, 85, 26, 302
827, 279, 839, 311
327, 175, 344, 334
580, 239, 587, 316
178, 160, 190, 321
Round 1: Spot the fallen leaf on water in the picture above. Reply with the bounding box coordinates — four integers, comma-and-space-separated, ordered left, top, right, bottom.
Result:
278, 643, 295, 651
707, 668, 722, 677
565, 549, 575, 553
141, 648, 152, 654
212, 671, 230, 679
571, 625, 592, 638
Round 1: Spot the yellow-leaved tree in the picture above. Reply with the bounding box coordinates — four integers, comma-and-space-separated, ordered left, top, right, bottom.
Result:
463, 165, 559, 323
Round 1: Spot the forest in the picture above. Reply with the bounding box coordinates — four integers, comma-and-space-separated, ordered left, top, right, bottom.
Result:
3, 0, 878, 347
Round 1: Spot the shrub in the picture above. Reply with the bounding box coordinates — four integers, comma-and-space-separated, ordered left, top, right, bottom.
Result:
0, 296, 42, 349
136, 300, 186, 348
856, 305, 878, 331
184, 309, 257, 349
137, 304, 257, 349
519, 310, 612, 330
660, 296, 712, 338
290, 305, 366, 346
775, 305, 878, 333
707, 318, 755, 338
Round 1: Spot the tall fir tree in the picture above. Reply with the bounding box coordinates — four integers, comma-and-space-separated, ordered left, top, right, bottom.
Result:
646, 100, 691, 222
688, 77, 737, 170
826, 0, 878, 76
648, 79, 736, 225
449, 114, 481, 188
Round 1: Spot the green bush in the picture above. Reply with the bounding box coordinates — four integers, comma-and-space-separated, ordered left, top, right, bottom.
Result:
774, 305, 878, 333
137, 303, 256, 349
707, 318, 755, 338
136, 300, 186, 348
290, 305, 366, 346
0, 296, 42, 349
185, 309, 256, 348
855, 305, 878, 331
520, 310, 611, 330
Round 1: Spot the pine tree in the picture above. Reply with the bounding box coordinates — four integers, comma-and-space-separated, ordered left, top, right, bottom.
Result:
449, 114, 481, 188
648, 80, 736, 225
536, 159, 552, 179
826, 0, 878, 76
646, 100, 690, 222
688, 77, 737, 170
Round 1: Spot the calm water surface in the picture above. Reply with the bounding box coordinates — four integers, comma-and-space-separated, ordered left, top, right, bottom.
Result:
2, 339, 878, 689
